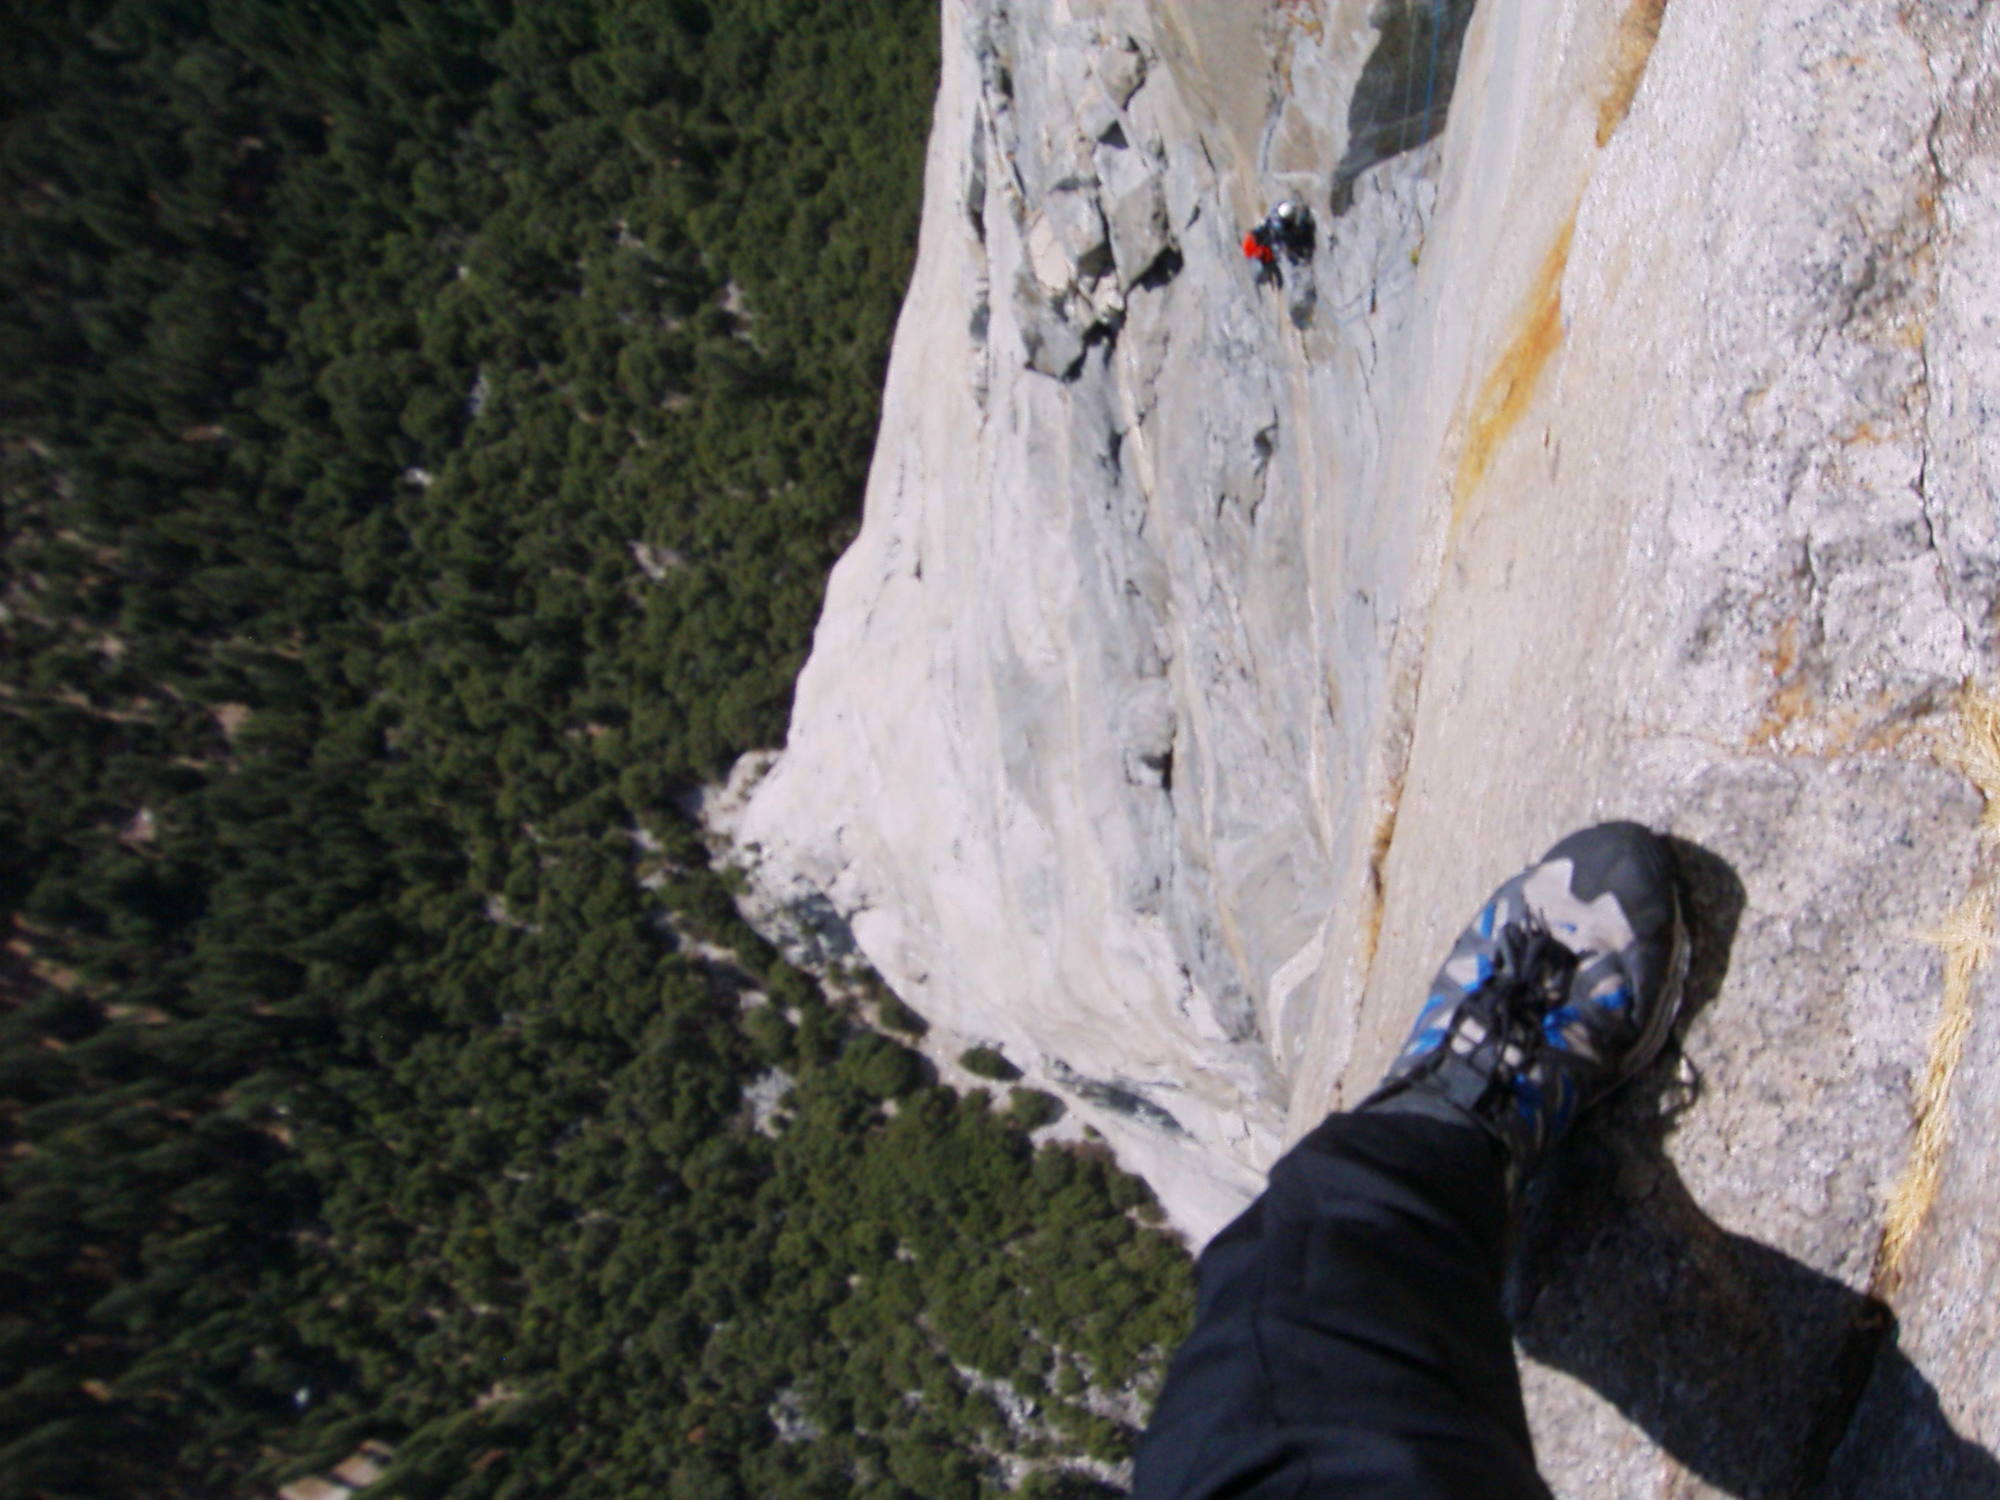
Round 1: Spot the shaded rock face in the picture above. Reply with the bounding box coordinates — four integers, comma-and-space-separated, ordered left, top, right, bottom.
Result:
720, 0, 2000, 1488
1331, 0, 1478, 209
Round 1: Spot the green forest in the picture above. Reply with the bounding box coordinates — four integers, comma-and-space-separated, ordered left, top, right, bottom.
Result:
0, 3, 1193, 1497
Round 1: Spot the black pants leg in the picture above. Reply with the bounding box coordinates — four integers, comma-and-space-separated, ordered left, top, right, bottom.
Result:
1131, 1111, 1552, 1500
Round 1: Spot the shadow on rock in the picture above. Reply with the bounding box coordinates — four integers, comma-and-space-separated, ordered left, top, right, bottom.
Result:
1329, 0, 1479, 216
1503, 838, 2000, 1499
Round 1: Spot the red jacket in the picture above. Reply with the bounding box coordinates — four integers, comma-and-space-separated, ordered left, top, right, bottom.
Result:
1242, 230, 1275, 265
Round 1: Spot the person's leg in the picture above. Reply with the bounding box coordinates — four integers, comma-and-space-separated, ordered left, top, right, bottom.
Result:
1133, 823, 1688, 1500
1131, 1108, 1547, 1499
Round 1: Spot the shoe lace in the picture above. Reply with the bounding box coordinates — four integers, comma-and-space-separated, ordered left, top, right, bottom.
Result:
1459, 915, 1582, 1090
1366, 918, 1592, 1176
1486, 916, 1577, 1021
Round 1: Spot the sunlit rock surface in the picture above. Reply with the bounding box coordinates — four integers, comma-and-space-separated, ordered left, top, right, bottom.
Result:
717, 1, 2000, 1490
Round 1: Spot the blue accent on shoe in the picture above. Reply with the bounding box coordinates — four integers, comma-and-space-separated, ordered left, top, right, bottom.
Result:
1478, 902, 1495, 939
1542, 1005, 1583, 1046
1514, 1078, 1543, 1121
1597, 986, 1631, 1011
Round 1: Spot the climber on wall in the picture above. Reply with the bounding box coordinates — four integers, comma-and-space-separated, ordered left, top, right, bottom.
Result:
1131, 822, 1690, 1500
1267, 199, 1315, 260
1242, 200, 1316, 288
1241, 222, 1279, 284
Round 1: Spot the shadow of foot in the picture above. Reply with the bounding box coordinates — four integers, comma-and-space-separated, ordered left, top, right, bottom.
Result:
1503, 838, 2000, 1498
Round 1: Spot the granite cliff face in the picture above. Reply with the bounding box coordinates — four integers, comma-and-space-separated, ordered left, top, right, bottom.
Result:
715, 1, 2000, 1490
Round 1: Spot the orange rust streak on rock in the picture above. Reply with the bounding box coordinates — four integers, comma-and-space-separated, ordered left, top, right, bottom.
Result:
1450, 214, 1574, 534
1358, 787, 1403, 975
1597, 0, 1670, 147
1747, 616, 1806, 748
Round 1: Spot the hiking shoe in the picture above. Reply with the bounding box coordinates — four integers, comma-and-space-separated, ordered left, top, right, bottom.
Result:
1360, 822, 1690, 1188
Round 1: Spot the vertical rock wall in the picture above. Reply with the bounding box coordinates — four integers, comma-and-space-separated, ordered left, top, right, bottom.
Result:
719, 0, 2000, 1489
721, 0, 1404, 1231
